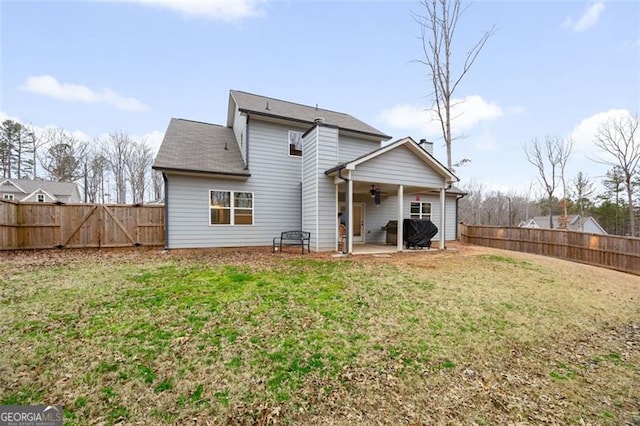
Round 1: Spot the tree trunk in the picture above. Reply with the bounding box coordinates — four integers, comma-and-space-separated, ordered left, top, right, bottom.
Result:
627, 177, 635, 236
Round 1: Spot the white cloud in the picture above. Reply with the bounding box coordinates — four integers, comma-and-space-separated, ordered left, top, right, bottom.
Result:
119, 0, 265, 21
378, 95, 504, 139
566, 108, 633, 157
22, 75, 149, 112
563, 2, 605, 33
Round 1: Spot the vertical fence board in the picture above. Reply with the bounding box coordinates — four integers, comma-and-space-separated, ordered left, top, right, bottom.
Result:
460, 223, 640, 275
0, 200, 18, 249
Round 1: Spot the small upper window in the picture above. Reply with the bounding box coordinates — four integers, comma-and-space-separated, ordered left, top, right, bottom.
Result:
37, 194, 46, 203
2, 194, 15, 201
410, 202, 431, 221
288, 131, 303, 157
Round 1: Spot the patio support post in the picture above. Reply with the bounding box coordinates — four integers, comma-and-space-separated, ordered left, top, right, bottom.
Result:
346, 177, 353, 254
439, 187, 446, 250
397, 184, 404, 251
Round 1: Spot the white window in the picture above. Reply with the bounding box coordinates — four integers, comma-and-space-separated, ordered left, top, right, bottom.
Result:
288, 131, 303, 157
209, 190, 253, 225
37, 194, 45, 203
2, 194, 14, 201
410, 202, 431, 220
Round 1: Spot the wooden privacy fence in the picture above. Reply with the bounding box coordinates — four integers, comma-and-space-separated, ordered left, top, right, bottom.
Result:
459, 223, 640, 275
0, 200, 164, 250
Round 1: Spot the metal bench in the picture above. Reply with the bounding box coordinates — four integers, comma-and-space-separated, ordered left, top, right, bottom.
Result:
273, 231, 310, 254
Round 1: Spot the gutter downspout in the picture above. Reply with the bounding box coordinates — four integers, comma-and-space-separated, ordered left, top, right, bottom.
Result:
245, 115, 250, 170
338, 167, 350, 254
162, 172, 169, 250
455, 191, 465, 241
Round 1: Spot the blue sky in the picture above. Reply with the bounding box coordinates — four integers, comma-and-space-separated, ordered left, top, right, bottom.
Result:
1, 0, 639, 195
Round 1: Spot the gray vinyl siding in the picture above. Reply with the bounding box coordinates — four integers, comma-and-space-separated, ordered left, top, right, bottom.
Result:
166, 119, 306, 249
232, 108, 247, 164
317, 127, 339, 251
351, 146, 446, 188
403, 194, 457, 241
338, 134, 380, 163
359, 194, 396, 244
362, 193, 457, 243
301, 127, 318, 248
302, 125, 339, 251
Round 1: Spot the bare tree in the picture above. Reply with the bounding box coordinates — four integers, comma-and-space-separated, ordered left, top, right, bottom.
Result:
415, 0, 494, 170
558, 137, 574, 228
103, 132, 133, 204
572, 172, 596, 217
525, 136, 572, 229
78, 140, 109, 203
40, 128, 87, 182
125, 139, 153, 204
594, 114, 639, 236
458, 179, 484, 224
152, 170, 164, 202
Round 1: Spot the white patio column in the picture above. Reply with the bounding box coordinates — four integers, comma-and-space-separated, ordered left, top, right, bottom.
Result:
347, 178, 354, 254
439, 187, 446, 250
397, 184, 404, 251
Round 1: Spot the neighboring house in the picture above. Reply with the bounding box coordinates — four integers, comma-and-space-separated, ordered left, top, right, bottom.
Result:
0, 178, 82, 204
153, 90, 462, 253
520, 215, 607, 235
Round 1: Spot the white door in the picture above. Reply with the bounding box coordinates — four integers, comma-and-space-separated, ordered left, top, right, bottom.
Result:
340, 202, 365, 243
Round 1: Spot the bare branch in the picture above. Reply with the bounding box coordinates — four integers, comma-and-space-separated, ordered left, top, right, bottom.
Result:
593, 113, 639, 235
415, 0, 494, 170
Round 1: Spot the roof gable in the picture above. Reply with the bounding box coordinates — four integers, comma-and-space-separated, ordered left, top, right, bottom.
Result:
22, 188, 57, 203
326, 137, 458, 183
228, 90, 391, 140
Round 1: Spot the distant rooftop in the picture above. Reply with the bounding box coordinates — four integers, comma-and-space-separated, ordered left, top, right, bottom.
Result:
0, 178, 79, 196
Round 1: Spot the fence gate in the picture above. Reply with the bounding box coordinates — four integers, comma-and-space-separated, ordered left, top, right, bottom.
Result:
0, 201, 164, 250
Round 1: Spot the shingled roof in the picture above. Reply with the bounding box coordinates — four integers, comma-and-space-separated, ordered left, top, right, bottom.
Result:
0, 179, 79, 197
229, 90, 391, 140
153, 118, 249, 177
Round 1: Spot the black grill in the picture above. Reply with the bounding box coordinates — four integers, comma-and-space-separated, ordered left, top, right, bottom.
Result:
403, 219, 438, 249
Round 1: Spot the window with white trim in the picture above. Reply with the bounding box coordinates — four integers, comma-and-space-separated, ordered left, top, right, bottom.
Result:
2, 194, 15, 201
288, 131, 303, 157
37, 194, 45, 203
209, 190, 253, 225
410, 202, 431, 220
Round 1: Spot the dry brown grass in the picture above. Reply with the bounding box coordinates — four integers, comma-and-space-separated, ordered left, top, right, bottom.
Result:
0, 244, 638, 425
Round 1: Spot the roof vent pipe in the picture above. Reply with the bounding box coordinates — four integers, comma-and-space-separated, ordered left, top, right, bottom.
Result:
265, 101, 270, 110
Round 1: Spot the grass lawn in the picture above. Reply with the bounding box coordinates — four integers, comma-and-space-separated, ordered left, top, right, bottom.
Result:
0, 244, 638, 425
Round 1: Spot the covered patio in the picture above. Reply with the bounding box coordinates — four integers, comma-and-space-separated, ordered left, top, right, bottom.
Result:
325, 137, 459, 255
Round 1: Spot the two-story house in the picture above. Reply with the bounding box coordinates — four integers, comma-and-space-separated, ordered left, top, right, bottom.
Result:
0, 178, 81, 203
153, 90, 462, 253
